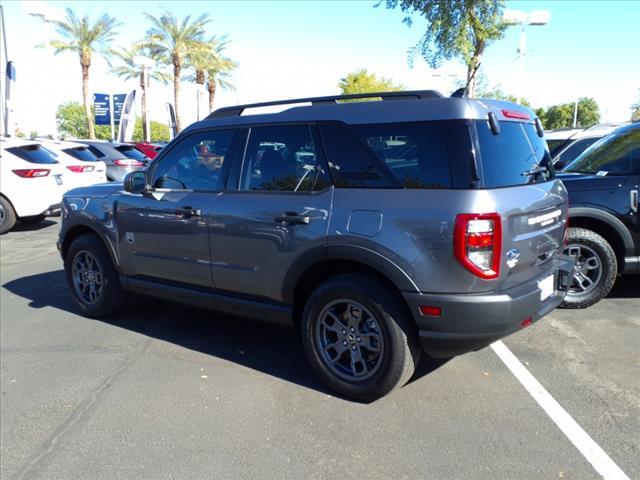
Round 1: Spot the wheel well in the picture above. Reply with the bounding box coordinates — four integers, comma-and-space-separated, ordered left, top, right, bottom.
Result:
61, 225, 102, 260
570, 216, 625, 267
292, 259, 406, 326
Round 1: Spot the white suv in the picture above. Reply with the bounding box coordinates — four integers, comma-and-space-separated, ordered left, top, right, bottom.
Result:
0, 138, 67, 233
40, 140, 108, 189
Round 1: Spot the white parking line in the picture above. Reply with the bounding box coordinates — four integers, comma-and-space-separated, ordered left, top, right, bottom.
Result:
491, 340, 630, 480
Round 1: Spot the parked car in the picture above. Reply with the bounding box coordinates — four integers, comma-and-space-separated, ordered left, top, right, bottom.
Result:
558, 122, 640, 308
58, 91, 574, 400
40, 140, 108, 188
132, 142, 164, 160
73, 140, 151, 181
549, 123, 629, 170
1, 138, 67, 233
545, 128, 584, 156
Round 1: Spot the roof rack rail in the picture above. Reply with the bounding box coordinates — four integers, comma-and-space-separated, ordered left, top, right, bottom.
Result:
207, 90, 444, 119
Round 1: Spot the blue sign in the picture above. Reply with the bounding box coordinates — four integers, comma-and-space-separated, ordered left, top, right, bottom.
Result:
94, 93, 111, 126
113, 93, 127, 125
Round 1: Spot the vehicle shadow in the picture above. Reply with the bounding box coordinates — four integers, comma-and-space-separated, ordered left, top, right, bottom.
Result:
607, 276, 640, 299
2, 270, 448, 401
10, 220, 58, 232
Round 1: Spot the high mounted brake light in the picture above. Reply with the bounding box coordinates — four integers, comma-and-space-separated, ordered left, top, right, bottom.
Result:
454, 213, 502, 279
501, 109, 530, 121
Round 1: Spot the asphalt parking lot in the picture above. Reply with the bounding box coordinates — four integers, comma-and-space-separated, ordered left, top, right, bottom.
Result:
1, 219, 638, 480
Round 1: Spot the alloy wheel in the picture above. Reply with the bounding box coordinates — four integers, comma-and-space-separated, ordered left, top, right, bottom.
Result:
565, 243, 603, 295
315, 299, 385, 382
71, 250, 104, 305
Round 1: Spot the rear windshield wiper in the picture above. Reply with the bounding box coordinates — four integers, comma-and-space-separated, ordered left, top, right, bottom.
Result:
521, 166, 548, 177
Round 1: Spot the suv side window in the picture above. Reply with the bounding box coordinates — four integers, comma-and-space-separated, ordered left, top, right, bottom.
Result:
240, 125, 321, 192
352, 122, 452, 188
153, 129, 238, 190
87, 145, 106, 158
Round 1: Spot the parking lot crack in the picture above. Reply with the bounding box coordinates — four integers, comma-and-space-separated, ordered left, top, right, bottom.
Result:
10, 337, 153, 480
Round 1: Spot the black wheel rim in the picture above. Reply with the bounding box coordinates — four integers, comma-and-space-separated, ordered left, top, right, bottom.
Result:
565, 243, 603, 296
71, 250, 104, 305
315, 299, 384, 382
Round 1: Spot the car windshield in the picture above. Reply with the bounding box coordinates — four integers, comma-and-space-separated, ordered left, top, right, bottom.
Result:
564, 127, 640, 175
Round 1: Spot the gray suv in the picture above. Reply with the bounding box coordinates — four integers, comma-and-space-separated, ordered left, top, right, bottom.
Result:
58, 91, 574, 401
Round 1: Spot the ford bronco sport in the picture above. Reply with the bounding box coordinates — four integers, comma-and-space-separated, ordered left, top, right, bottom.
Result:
58, 91, 574, 401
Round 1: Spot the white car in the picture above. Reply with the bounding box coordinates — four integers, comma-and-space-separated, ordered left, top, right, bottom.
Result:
40, 139, 108, 189
0, 138, 67, 234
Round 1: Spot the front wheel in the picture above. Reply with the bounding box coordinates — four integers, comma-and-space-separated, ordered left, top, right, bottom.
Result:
0, 197, 17, 234
301, 273, 420, 401
64, 234, 127, 318
560, 227, 617, 309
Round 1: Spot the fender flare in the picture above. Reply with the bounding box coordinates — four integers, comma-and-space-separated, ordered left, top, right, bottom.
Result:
569, 206, 635, 256
60, 215, 121, 273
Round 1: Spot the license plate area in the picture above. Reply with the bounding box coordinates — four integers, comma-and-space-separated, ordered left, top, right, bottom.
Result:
54, 175, 63, 185
538, 274, 555, 301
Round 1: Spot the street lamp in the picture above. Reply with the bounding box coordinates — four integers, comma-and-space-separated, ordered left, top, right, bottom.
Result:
133, 55, 155, 143
503, 9, 551, 104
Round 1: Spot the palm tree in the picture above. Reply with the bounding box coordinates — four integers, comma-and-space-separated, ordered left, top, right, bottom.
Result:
143, 10, 210, 133
187, 35, 238, 114
111, 45, 170, 142
31, 8, 119, 139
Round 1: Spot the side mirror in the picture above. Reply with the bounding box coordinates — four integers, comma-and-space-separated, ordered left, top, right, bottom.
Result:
123, 171, 148, 194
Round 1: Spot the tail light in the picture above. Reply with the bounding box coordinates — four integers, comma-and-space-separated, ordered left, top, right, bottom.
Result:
12, 169, 50, 178
454, 213, 502, 279
113, 159, 144, 167
67, 165, 95, 173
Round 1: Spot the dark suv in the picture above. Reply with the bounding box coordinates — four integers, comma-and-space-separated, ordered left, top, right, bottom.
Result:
558, 122, 640, 308
58, 91, 574, 400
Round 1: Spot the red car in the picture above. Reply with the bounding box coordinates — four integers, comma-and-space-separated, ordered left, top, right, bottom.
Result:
132, 142, 165, 160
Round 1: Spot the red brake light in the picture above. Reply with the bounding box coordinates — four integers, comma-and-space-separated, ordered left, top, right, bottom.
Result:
454, 213, 502, 279
12, 169, 50, 178
501, 109, 530, 121
67, 165, 95, 173
113, 159, 144, 167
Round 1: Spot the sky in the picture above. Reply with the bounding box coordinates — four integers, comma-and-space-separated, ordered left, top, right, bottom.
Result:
1, 0, 639, 136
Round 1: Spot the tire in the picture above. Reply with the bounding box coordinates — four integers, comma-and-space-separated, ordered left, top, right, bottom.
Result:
560, 227, 617, 309
19, 214, 46, 224
0, 196, 17, 234
300, 273, 420, 402
64, 233, 127, 318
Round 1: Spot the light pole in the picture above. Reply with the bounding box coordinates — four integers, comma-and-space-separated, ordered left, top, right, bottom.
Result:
133, 55, 155, 143
503, 9, 551, 104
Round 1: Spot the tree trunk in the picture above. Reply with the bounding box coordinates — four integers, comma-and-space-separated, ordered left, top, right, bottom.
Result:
82, 64, 95, 139
467, 41, 485, 98
140, 71, 148, 142
173, 63, 182, 133
208, 80, 216, 113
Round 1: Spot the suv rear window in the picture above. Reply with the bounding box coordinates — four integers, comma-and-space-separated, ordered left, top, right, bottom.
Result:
6, 145, 59, 164
116, 146, 148, 161
476, 121, 554, 187
63, 147, 99, 162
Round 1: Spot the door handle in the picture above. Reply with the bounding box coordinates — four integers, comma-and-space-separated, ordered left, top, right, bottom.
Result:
176, 206, 201, 218
274, 211, 310, 225
631, 190, 638, 213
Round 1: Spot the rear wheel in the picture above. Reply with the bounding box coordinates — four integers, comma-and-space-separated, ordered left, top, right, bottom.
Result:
64, 234, 127, 318
0, 197, 16, 234
301, 273, 420, 401
561, 227, 617, 309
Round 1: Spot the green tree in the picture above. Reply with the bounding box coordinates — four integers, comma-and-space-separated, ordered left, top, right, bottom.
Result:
31, 8, 120, 139
338, 69, 405, 98
630, 89, 640, 121
143, 10, 210, 133
380, 0, 507, 97
111, 45, 170, 141
543, 98, 600, 130
56, 101, 110, 139
131, 118, 170, 142
187, 35, 238, 114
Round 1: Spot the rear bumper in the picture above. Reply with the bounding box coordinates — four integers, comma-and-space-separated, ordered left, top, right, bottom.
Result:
403, 255, 575, 358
